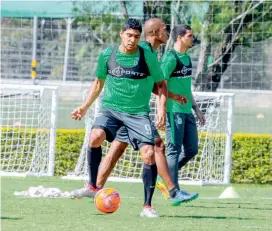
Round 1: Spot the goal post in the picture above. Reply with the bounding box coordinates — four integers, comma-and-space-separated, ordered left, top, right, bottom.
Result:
0, 84, 59, 177
63, 92, 235, 186
189, 92, 235, 185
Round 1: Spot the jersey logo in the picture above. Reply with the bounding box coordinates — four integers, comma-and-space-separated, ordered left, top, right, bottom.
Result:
173, 66, 192, 76
108, 66, 145, 77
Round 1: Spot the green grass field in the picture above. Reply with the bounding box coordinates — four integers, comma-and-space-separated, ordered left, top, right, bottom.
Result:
1, 177, 272, 231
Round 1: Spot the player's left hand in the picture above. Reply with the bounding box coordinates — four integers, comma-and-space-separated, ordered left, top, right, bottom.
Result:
168, 91, 188, 104
156, 110, 166, 130
195, 108, 205, 126
173, 94, 188, 104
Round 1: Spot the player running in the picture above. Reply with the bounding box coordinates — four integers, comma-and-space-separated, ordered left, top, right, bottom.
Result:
71, 18, 167, 218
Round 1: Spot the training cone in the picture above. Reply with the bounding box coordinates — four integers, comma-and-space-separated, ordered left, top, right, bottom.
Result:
219, 186, 240, 199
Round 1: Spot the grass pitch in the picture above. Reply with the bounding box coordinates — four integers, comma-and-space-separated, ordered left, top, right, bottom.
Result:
1, 177, 272, 231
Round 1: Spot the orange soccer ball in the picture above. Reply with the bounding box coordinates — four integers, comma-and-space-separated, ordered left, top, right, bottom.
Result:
94, 188, 121, 214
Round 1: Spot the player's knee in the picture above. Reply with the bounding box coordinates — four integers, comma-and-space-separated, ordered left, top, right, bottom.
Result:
140, 145, 155, 165
185, 146, 198, 158
89, 129, 106, 147
154, 138, 165, 156
192, 146, 198, 156
190, 143, 198, 157
167, 144, 182, 158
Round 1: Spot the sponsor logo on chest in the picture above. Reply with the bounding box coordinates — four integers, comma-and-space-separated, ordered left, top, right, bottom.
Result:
109, 66, 145, 77
173, 66, 192, 76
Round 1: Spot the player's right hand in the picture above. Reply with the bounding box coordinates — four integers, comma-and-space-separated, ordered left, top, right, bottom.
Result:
156, 110, 166, 130
71, 106, 87, 121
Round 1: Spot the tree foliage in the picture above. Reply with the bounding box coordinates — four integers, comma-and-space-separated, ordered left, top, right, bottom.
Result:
191, 0, 272, 91
1, 0, 271, 87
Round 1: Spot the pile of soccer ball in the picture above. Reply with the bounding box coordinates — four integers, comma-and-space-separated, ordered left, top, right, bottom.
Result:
94, 188, 121, 214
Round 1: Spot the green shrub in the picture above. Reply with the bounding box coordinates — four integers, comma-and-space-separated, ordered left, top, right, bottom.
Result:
55, 129, 85, 176
1, 128, 271, 184
231, 134, 272, 184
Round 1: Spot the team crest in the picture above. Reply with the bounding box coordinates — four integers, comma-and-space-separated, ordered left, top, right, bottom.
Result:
110, 66, 125, 77
176, 117, 183, 125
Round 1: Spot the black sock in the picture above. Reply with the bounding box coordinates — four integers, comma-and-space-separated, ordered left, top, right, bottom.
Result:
142, 164, 157, 207
87, 146, 102, 188
169, 187, 179, 198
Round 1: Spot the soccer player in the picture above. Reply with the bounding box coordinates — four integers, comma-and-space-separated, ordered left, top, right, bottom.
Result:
95, 18, 198, 205
160, 24, 206, 190
71, 18, 167, 218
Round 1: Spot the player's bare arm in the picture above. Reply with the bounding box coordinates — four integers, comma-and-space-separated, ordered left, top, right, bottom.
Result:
155, 80, 167, 130
153, 84, 187, 104
165, 79, 188, 104
71, 78, 105, 120
192, 93, 205, 126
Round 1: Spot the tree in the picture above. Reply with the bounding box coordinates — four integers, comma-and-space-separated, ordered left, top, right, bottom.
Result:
142, 0, 172, 55
192, 0, 272, 91
70, 1, 129, 81
70, 0, 272, 87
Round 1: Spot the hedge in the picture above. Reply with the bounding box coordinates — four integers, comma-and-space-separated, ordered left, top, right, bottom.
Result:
231, 133, 272, 184
1, 129, 271, 184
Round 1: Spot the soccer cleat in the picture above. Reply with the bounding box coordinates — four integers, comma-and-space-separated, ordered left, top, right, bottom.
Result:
70, 185, 97, 199
140, 207, 159, 218
156, 177, 170, 199
170, 190, 199, 206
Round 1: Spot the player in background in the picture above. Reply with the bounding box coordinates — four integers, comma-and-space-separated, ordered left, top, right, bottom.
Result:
159, 24, 205, 192
70, 18, 167, 218
94, 18, 198, 205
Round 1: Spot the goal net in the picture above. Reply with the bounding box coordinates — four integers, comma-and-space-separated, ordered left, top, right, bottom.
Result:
0, 84, 59, 177
64, 92, 235, 185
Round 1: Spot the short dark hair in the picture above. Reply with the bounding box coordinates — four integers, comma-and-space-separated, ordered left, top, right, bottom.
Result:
171, 24, 192, 42
122, 18, 142, 33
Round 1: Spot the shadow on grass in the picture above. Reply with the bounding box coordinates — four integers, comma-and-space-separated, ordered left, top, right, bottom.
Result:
160, 215, 253, 220
1, 216, 22, 220
94, 213, 110, 216
221, 202, 272, 206
198, 201, 269, 205
186, 205, 272, 211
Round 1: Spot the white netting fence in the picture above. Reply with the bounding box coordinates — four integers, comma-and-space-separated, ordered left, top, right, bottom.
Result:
1, 1, 271, 184
0, 84, 58, 177
64, 92, 234, 185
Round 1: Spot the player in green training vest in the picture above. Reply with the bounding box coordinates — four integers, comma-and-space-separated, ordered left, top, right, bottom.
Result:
94, 18, 198, 207
70, 18, 167, 218
160, 24, 205, 190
